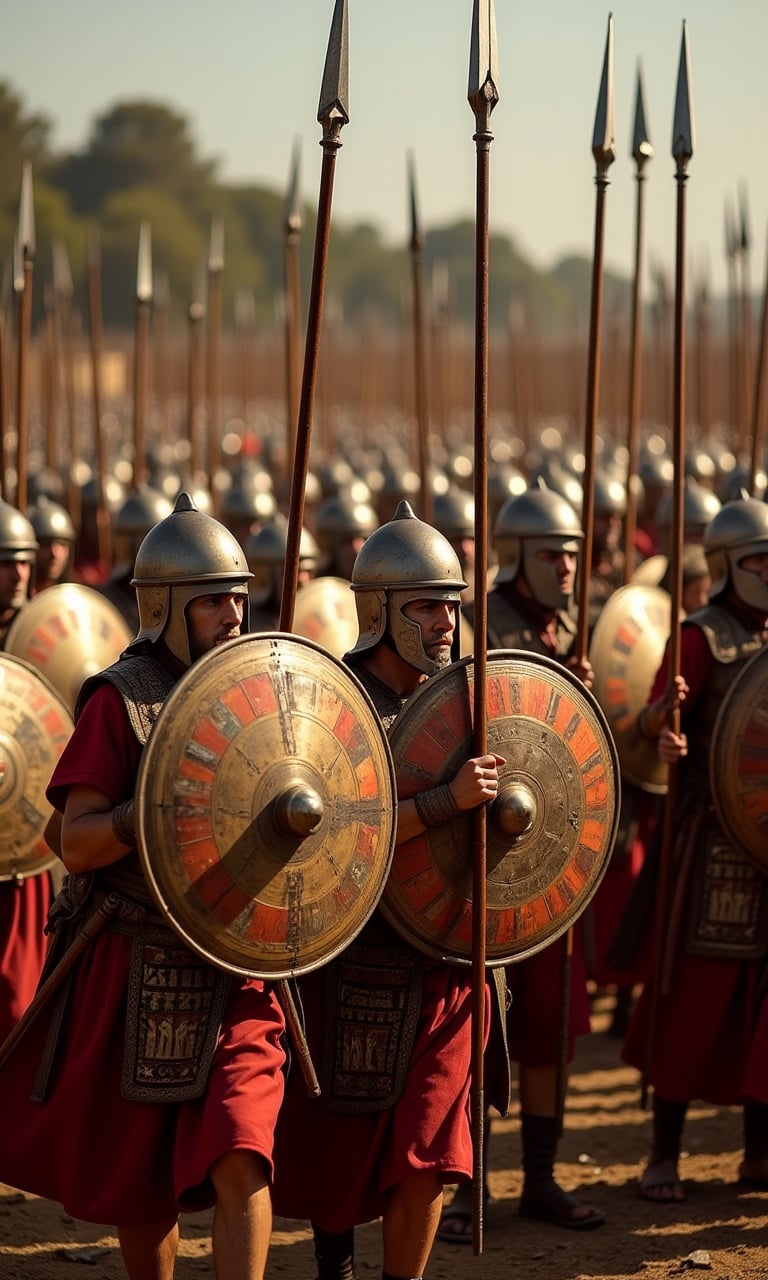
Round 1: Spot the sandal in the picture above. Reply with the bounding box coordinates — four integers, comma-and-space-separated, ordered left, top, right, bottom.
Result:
435, 1182, 489, 1245
519, 1178, 606, 1230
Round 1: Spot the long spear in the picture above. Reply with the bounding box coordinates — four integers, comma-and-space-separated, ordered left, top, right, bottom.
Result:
131, 221, 153, 489
276, 0, 350, 1101
408, 150, 432, 523
53, 237, 80, 531
279, 0, 348, 631
13, 163, 35, 512
739, 186, 754, 456
641, 21, 694, 1109
749, 225, 768, 494
283, 138, 303, 475
467, 0, 499, 1254
206, 217, 224, 515
558, 14, 615, 1134
187, 258, 207, 485
623, 64, 652, 583
85, 228, 111, 575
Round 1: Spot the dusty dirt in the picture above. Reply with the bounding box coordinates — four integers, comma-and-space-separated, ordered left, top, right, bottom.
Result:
1, 995, 767, 1280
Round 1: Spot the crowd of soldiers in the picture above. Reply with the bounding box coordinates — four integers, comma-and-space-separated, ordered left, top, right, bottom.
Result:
0, 422, 767, 1280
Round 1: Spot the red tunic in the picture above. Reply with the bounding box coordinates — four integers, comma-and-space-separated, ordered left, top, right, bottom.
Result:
622, 622, 768, 1104
0, 873, 53, 1044
271, 931, 484, 1232
0, 681, 286, 1226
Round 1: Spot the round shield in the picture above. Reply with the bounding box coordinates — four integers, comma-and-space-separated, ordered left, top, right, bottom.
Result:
136, 632, 396, 978
384, 650, 620, 966
589, 583, 671, 794
0, 654, 73, 881
5, 583, 133, 712
291, 576, 359, 659
710, 644, 768, 872
631, 553, 668, 587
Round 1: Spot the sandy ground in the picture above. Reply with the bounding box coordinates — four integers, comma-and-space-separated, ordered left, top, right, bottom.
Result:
1, 996, 767, 1280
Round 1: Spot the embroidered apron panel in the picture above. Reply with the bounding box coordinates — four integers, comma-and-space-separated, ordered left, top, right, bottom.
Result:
122, 927, 230, 1101
319, 943, 423, 1112
686, 835, 768, 959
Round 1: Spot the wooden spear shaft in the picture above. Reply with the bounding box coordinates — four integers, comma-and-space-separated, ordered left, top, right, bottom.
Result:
624, 69, 652, 584
558, 15, 615, 1136
86, 232, 111, 575
748, 225, 768, 495
14, 256, 33, 511
468, 0, 498, 1253
641, 22, 694, 1109
280, 0, 348, 633
408, 153, 432, 523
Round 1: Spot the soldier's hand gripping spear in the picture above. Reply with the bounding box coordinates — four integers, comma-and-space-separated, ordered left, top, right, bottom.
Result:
556, 13, 615, 1136
467, 0, 499, 1254
641, 21, 695, 1110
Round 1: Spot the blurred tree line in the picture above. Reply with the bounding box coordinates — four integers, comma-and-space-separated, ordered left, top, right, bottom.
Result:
0, 80, 630, 335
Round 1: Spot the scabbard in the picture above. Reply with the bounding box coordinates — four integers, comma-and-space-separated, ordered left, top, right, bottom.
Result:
0, 891, 122, 1071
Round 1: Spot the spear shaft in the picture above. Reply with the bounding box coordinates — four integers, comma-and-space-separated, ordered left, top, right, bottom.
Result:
280, 0, 348, 632
408, 151, 432, 523
283, 140, 303, 476
749, 225, 768, 494
14, 164, 35, 512
131, 222, 152, 489
86, 230, 111, 575
206, 218, 224, 516
641, 22, 694, 1109
558, 15, 615, 1136
468, 0, 498, 1254
624, 66, 652, 584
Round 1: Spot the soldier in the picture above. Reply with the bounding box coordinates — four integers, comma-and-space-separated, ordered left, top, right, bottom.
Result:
438, 478, 605, 1241
28, 496, 77, 593
314, 487, 378, 582
95, 482, 173, 632
271, 500, 503, 1280
244, 512, 320, 632
0, 494, 286, 1280
622, 494, 768, 1202
0, 499, 52, 1045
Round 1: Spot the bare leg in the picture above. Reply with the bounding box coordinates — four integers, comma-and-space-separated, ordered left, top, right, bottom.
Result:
117, 1219, 179, 1280
210, 1150, 273, 1280
381, 1171, 443, 1278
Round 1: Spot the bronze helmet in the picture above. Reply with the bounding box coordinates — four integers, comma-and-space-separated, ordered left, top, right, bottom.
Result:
130, 492, 252, 666
27, 496, 76, 545
704, 493, 768, 612
111, 482, 174, 576
0, 499, 39, 563
346, 500, 466, 675
493, 478, 582, 609
244, 513, 320, 606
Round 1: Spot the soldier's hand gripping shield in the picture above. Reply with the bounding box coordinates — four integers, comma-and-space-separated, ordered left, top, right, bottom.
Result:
5, 583, 133, 713
588, 582, 671, 794
383, 649, 620, 965
710, 643, 768, 873
135, 632, 397, 978
0, 654, 73, 881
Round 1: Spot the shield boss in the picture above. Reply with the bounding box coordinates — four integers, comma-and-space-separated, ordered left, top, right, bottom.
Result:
136, 632, 396, 978
384, 650, 620, 965
0, 654, 73, 881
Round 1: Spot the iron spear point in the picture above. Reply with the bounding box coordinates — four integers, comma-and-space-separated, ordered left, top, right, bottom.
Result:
592, 13, 616, 173
17, 163, 35, 262
468, 0, 500, 128
672, 20, 695, 166
284, 137, 303, 238
136, 220, 153, 302
318, 0, 349, 140
631, 63, 653, 172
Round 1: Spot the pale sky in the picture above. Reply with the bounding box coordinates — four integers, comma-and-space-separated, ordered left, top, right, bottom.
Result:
7, 0, 767, 301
